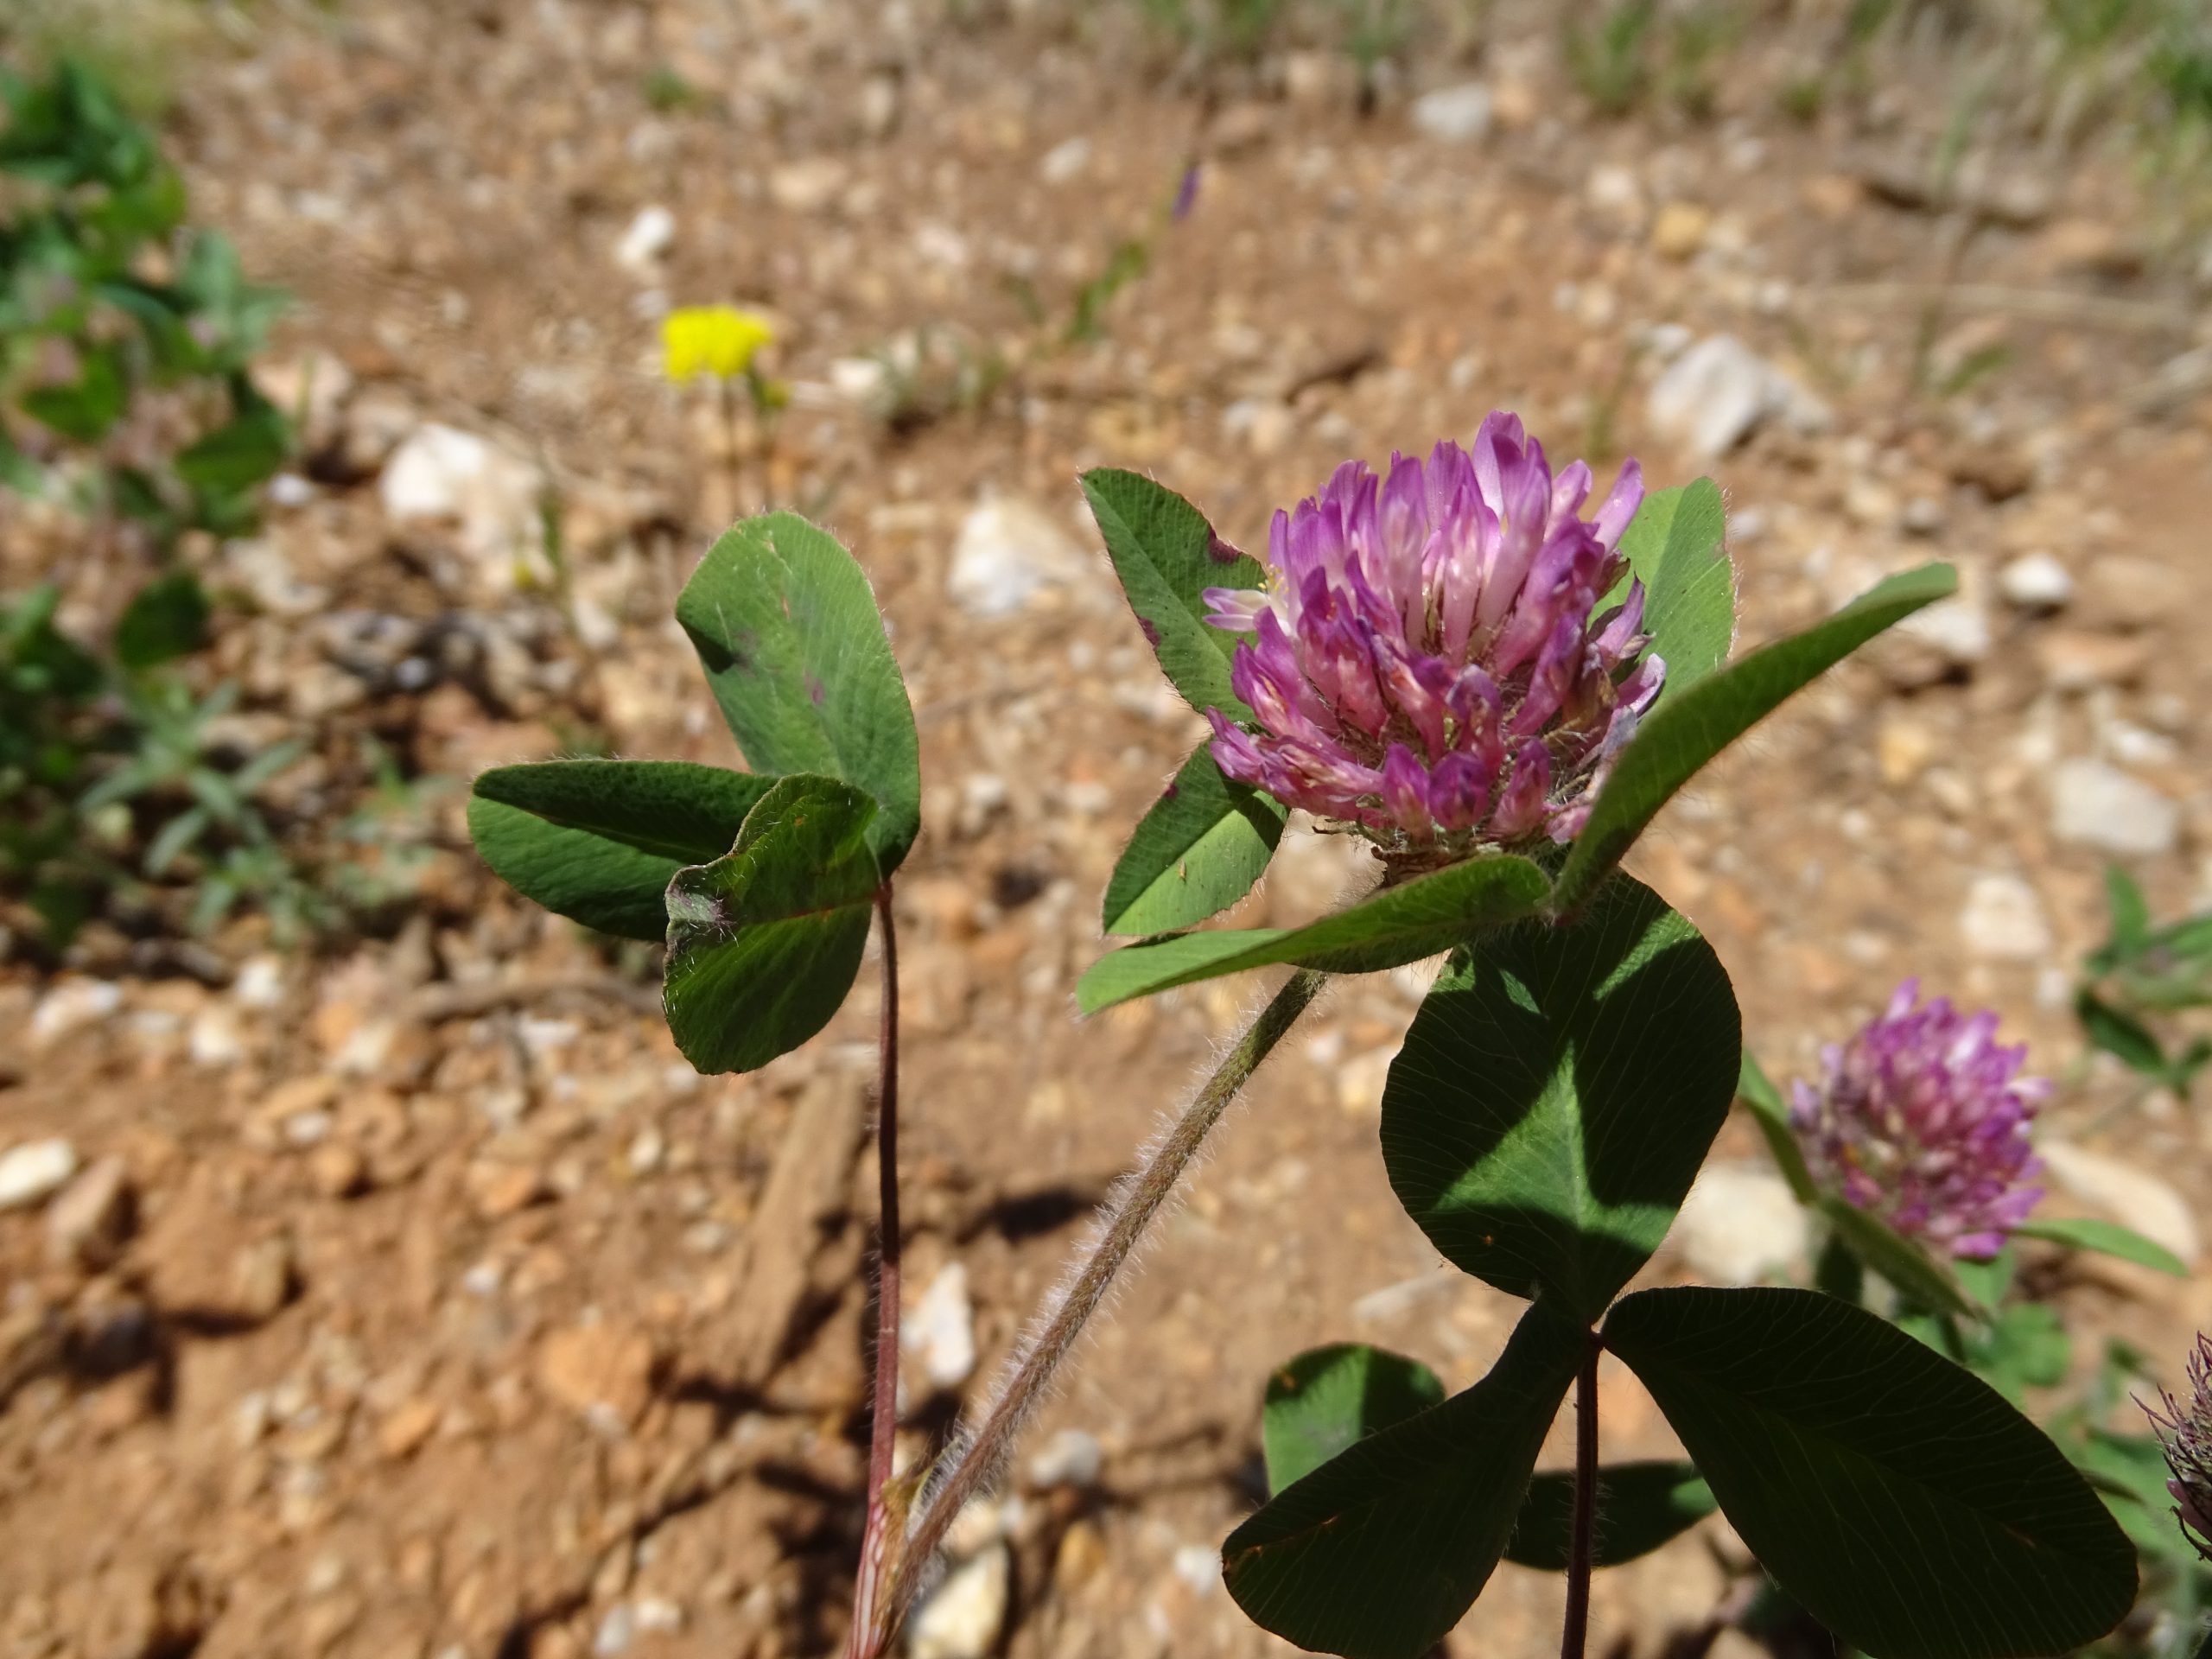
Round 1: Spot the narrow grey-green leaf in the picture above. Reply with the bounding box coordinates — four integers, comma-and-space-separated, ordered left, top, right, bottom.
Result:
1382, 875, 1740, 1320
1103, 744, 1287, 936
2014, 1217, 2188, 1277
1224, 1300, 1588, 1659
1616, 477, 1734, 702
1821, 1199, 1981, 1320
661, 774, 880, 1075
469, 760, 777, 940
1552, 563, 1956, 914
1261, 1344, 1446, 1496
674, 512, 920, 873
1080, 467, 1263, 719
1077, 854, 1550, 1014
1605, 1286, 2137, 1659
1504, 1461, 1714, 1571
1737, 1049, 1817, 1204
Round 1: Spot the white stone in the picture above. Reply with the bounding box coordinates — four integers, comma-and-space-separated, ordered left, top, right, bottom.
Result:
613, 205, 675, 273
31, 977, 120, 1047
947, 498, 1091, 618
1959, 874, 2053, 961
1999, 551, 2073, 610
592, 1603, 635, 1658
907, 1541, 1008, 1659
2038, 1141, 2199, 1265
0, 1139, 79, 1212
2049, 758, 2180, 857
1039, 136, 1091, 183
1411, 82, 1492, 144
828, 357, 892, 407
1669, 1164, 1808, 1286
1585, 163, 1645, 226
188, 1007, 245, 1068
1896, 598, 1993, 669
1027, 1427, 1103, 1490
379, 424, 546, 577
905, 1262, 976, 1389
1171, 1544, 1220, 1597
1646, 334, 1827, 458
768, 157, 849, 213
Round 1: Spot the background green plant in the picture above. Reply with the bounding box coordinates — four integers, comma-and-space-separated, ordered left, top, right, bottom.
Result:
0, 57, 327, 949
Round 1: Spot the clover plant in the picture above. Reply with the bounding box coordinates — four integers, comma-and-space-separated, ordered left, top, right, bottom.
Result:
468, 412, 2165, 1659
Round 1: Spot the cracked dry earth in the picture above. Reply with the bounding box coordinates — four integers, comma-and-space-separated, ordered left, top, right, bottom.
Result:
5, 3, 2212, 1657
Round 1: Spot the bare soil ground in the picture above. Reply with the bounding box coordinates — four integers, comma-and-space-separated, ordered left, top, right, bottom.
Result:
6, 3, 2212, 1657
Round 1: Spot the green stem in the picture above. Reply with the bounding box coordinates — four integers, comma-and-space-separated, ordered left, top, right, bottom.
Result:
873, 967, 1327, 1648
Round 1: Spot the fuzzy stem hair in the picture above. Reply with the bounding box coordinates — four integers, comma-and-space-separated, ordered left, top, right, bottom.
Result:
872, 966, 1327, 1646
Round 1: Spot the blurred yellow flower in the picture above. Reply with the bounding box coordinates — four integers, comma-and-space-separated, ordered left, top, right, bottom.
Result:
661, 306, 775, 382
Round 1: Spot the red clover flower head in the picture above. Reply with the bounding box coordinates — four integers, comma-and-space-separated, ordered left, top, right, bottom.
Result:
1789, 978, 2048, 1261
1199, 411, 1661, 861
2145, 1333, 2212, 1562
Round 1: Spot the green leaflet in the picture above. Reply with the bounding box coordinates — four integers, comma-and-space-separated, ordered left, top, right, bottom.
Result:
675, 512, 920, 874
1382, 875, 1740, 1320
660, 773, 882, 1075
468, 759, 776, 941
1103, 744, 1286, 936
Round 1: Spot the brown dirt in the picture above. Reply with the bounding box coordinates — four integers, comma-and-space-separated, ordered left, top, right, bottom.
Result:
6, 3, 2212, 1657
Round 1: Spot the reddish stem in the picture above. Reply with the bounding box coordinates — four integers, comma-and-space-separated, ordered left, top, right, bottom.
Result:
845, 885, 902, 1659
1560, 1332, 1601, 1659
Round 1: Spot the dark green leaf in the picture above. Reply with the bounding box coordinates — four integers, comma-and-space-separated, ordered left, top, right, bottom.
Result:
1605, 1286, 2137, 1659
1076, 854, 1550, 1014
1103, 745, 1286, 936
111, 571, 209, 670
675, 512, 920, 874
1223, 1300, 1587, 1659
174, 391, 290, 495
1382, 875, 1739, 1319
1551, 563, 1955, 913
2014, 1217, 2188, 1278
468, 760, 777, 940
1261, 1344, 1446, 1495
661, 774, 880, 1075
1737, 1048, 1816, 1204
1504, 1461, 1715, 1571
1080, 468, 1264, 719
1821, 1199, 1981, 1320
2075, 987, 2176, 1083
1616, 478, 1734, 702
21, 346, 127, 442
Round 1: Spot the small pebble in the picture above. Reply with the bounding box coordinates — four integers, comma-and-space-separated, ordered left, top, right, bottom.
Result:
0, 1138, 79, 1211
1999, 551, 2074, 610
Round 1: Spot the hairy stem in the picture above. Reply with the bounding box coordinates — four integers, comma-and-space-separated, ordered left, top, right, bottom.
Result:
1561, 1332, 1601, 1659
845, 886, 903, 1659
877, 966, 1327, 1644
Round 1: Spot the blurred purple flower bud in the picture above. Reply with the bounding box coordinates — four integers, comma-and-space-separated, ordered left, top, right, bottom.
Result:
1172, 163, 1201, 222
2144, 1333, 2212, 1563
1197, 412, 1658, 862
1789, 979, 2048, 1261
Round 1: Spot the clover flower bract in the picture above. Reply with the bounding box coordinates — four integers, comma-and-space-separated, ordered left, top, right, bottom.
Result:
1790, 979, 2048, 1260
662, 305, 774, 384
2145, 1333, 2212, 1563
1199, 411, 1661, 859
